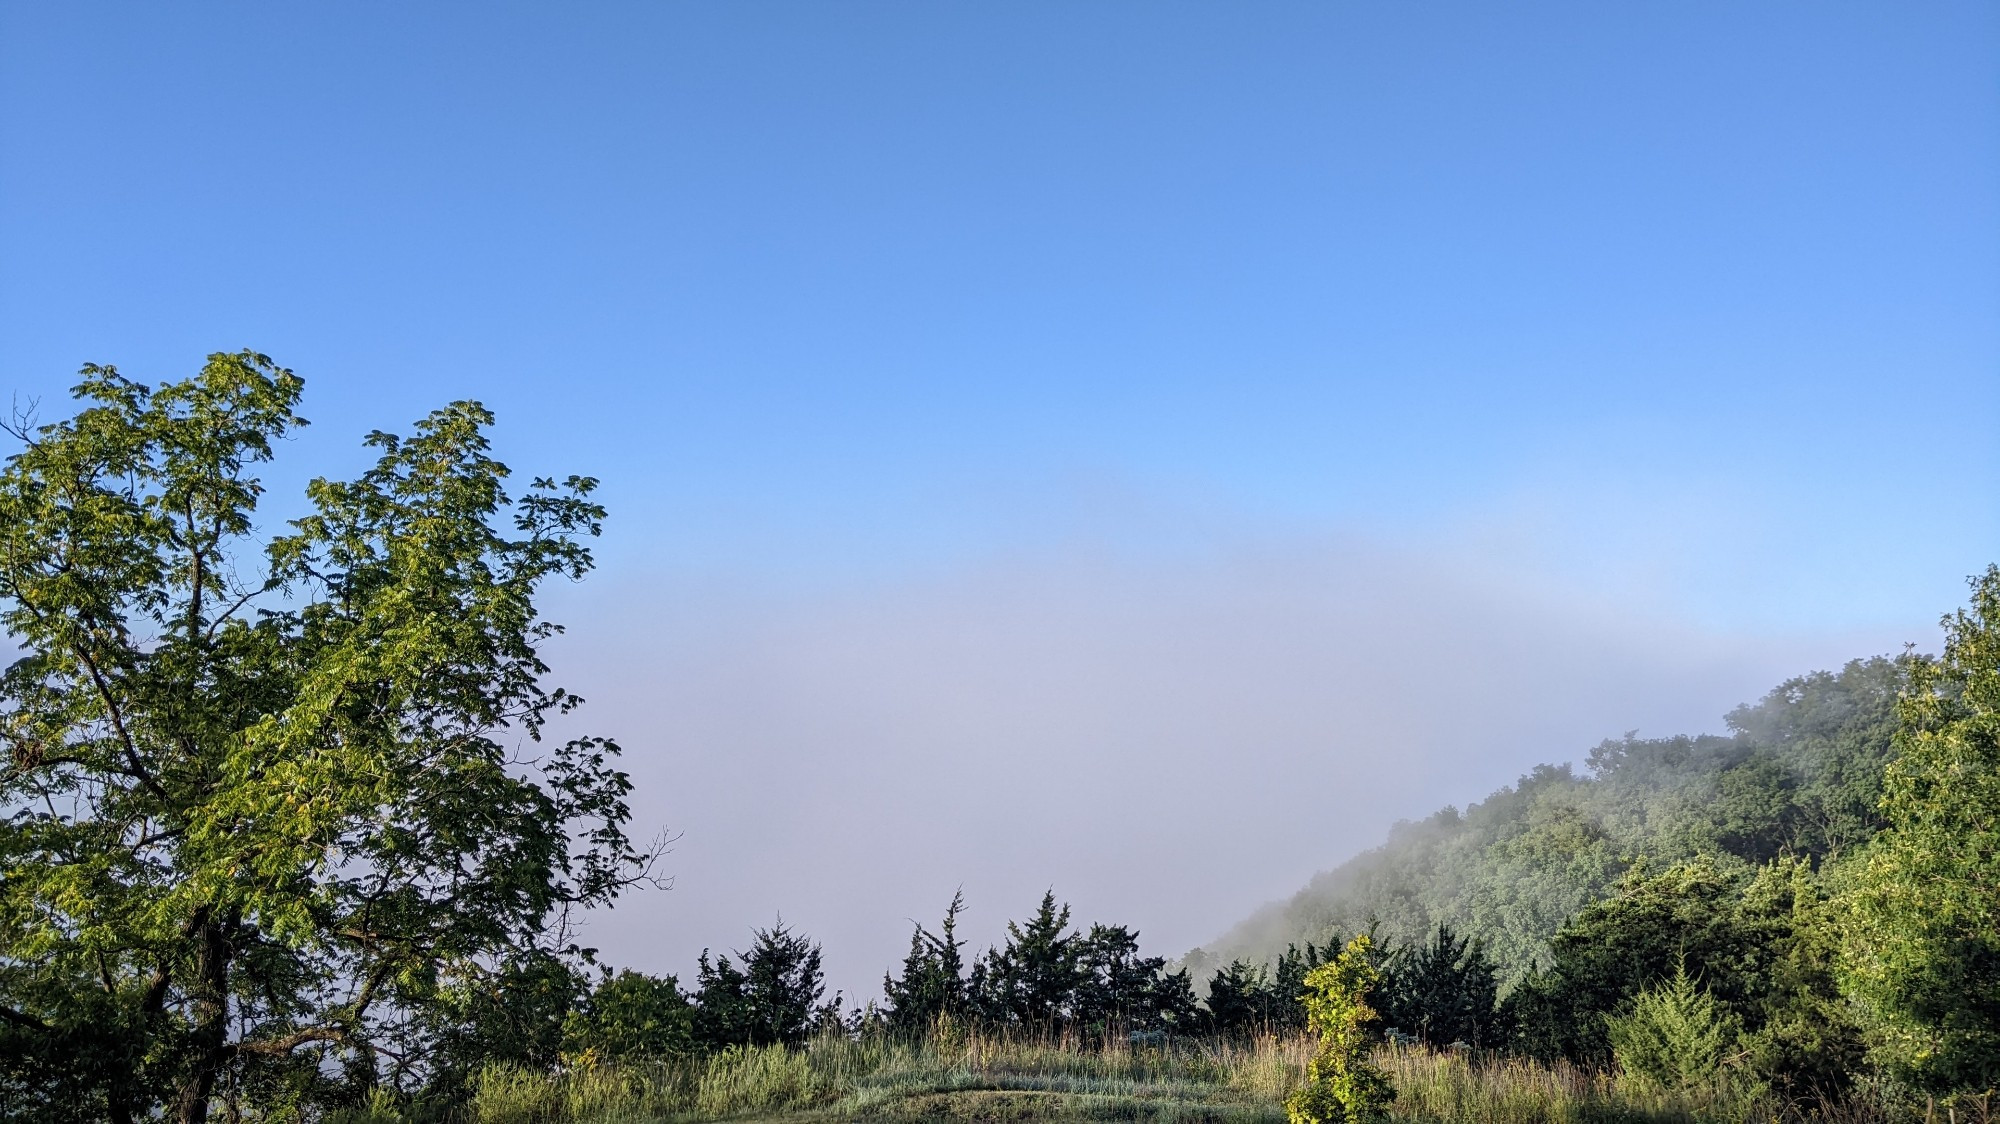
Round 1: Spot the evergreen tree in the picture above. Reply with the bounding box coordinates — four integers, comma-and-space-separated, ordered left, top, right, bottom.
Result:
972, 891, 1081, 1029
692, 921, 828, 1049
1380, 924, 1501, 1047
1506, 857, 1859, 1095
1074, 924, 1199, 1034
1271, 942, 1333, 1032
1606, 959, 1742, 1094
691, 950, 755, 1051
742, 922, 827, 1047
1733, 859, 1860, 1099
1205, 942, 1331, 1034
1505, 859, 1761, 1064
1150, 965, 1204, 1036
882, 892, 968, 1033
1205, 960, 1278, 1034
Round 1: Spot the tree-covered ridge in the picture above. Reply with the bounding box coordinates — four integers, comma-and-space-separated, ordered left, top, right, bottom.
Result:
1186, 656, 1905, 987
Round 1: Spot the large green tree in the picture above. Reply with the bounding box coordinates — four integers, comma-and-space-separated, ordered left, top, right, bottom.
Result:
0, 354, 650, 1121
1843, 566, 2000, 1094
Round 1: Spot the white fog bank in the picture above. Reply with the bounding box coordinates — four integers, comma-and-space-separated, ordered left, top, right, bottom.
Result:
541, 539, 1925, 1001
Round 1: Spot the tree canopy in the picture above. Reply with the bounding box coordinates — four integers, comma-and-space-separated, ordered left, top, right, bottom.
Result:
0, 354, 650, 1121
1843, 566, 2000, 1092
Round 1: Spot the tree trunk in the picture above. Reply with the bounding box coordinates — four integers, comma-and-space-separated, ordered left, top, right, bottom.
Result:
171, 920, 231, 1124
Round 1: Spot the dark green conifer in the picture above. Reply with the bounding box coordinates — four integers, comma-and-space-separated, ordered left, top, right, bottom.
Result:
883, 891, 969, 1032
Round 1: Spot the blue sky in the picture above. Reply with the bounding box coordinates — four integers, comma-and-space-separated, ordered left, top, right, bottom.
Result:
3, 3, 1997, 988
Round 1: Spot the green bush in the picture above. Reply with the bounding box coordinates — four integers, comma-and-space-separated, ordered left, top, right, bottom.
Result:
1605, 961, 1743, 1095
564, 970, 695, 1064
1288, 935, 1395, 1124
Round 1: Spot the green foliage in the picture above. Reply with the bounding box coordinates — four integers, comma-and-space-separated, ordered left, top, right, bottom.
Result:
0, 355, 647, 1121
563, 970, 693, 1063
430, 950, 589, 1089
1731, 859, 1862, 1098
1288, 935, 1394, 1124
692, 921, 828, 1050
1507, 857, 1860, 1095
1379, 924, 1503, 1048
1842, 565, 2000, 1094
1191, 658, 1905, 988
1507, 859, 1758, 1063
1206, 941, 1332, 1036
970, 889, 1082, 1028
1074, 922, 1202, 1034
882, 891, 968, 1032
1605, 959, 1743, 1095
688, 948, 749, 1052
1724, 658, 1905, 862
960, 890, 1198, 1036
1207, 958, 1283, 1034
743, 923, 829, 1047
1270, 941, 1334, 1032
0, 1006, 137, 1123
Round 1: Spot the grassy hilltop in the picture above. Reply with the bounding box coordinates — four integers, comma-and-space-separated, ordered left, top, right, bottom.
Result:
416, 1032, 1850, 1124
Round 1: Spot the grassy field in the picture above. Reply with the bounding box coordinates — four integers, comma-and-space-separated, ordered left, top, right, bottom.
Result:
361, 1029, 1928, 1124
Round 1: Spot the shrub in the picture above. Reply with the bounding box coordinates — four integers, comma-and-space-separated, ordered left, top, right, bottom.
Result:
1605, 960, 1743, 1095
1287, 935, 1395, 1124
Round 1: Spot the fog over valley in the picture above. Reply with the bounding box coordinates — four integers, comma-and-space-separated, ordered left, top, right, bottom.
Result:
546, 532, 1925, 1001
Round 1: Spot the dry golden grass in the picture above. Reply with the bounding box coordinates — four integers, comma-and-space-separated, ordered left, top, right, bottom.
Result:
371, 1030, 1908, 1124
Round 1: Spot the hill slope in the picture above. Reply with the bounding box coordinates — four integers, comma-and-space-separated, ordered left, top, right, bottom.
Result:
1183, 657, 1904, 986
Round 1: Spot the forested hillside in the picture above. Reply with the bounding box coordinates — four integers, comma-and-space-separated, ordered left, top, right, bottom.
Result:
1184, 656, 1905, 987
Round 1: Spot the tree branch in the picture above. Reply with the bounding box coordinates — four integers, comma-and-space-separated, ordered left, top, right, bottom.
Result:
232, 1024, 352, 1057
74, 648, 168, 803
0, 1005, 47, 1030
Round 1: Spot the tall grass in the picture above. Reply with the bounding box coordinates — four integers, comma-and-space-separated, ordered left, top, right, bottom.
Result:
428, 1031, 1910, 1124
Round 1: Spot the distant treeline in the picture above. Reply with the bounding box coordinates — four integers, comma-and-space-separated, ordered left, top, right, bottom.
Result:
486, 890, 1202, 1076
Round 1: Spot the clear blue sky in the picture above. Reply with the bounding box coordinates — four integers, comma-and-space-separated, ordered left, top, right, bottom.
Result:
4, 3, 1998, 985
5, 2, 1995, 629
